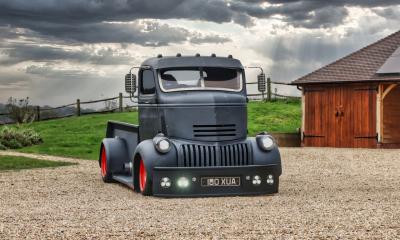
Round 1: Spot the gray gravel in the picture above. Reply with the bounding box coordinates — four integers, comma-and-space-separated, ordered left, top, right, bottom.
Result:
0, 148, 399, 239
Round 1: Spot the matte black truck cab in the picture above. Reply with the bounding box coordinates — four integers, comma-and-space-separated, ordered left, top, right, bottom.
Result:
99, 55, 282, 197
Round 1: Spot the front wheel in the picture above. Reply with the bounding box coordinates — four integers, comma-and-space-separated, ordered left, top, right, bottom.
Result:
138, 158, 152, 196
100, 146, 113, 183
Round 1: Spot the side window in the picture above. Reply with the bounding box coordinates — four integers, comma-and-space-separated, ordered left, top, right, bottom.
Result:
140, 69, 156, 95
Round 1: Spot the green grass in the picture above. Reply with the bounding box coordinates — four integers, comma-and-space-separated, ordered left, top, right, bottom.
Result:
0, 155, 76, 171
247, 100, 301, 135
17, 112, 138, 160
4, 100, 300, 160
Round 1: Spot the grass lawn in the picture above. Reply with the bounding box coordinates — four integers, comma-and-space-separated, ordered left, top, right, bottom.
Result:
8, 100, 300, 160
0, 155, 76, 171
247, 100, 301, 135
17, 112, 138, 160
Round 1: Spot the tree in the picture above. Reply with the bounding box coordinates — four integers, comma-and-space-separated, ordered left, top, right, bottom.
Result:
6, 97, 36, 123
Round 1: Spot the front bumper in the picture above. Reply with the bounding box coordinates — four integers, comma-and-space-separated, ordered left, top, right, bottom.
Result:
152, 164, 280, 197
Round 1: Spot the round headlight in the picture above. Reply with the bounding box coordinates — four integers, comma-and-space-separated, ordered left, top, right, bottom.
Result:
257, 135, 275, 151
155, 138, 171, 153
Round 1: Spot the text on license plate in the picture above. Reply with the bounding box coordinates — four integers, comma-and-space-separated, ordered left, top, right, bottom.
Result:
201, 177, 241, 187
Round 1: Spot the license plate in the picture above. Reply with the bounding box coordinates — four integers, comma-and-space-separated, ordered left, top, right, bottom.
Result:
201, 177, 241, 187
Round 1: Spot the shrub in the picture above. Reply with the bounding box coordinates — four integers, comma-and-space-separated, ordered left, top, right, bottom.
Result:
0, 142, 6, 150
6, 97, 36, 124
0, 126, 42, 150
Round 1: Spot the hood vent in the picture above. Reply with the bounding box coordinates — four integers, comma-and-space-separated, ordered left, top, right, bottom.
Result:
193, 124, 236, 137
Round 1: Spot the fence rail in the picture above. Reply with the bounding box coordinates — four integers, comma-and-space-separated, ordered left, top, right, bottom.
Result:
0, 80, 299, 124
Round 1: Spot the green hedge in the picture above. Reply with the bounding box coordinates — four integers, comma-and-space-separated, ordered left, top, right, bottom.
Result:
0, 126, 42, 150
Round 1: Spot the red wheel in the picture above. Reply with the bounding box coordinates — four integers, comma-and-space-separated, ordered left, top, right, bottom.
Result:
100, 145, 113, 182
139, 159, 147, 192
138, 158, 152, 195
101, 147, 107, 177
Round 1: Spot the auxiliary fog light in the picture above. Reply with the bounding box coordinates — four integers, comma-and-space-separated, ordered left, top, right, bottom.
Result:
160, 177, 171, 188
266, 174, 274, 185
177, 177, 190, 188
252, 175, 261, 186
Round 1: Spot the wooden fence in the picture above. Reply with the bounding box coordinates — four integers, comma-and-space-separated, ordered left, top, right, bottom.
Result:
0, 80, 299, 124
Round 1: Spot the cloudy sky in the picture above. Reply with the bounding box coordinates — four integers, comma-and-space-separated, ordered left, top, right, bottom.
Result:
0, 0, 399, 106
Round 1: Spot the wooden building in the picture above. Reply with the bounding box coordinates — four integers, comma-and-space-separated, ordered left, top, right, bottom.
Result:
292, 31, 400, 148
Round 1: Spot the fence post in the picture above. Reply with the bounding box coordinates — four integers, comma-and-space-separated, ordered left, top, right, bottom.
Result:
36, 106, 40, 121
267, 77, 272, 101
76, 99, 81, 116
119, 93, 123, 112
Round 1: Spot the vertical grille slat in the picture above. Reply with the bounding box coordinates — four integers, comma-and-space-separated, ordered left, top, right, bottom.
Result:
207, 146, 211, 166
239, 144, 244, 165
188, 144, 193, 167
182, 145, 187, 167
234, 145, 238, 166
224, 146, 228, 166
196, 145, 202, 167
213, 146, 217, 166
228, 145, 232, 166
180, 143, 251, 167
244, 144, 249, 165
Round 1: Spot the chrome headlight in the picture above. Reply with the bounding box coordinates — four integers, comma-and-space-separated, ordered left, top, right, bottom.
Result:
256, 134, 275, 151
153, 134, 171, 153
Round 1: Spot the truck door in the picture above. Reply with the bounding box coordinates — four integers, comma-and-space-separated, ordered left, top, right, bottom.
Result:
138, 68, 160, 140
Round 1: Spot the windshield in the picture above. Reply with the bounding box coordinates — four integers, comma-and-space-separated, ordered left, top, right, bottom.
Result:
159, 67, 242, 92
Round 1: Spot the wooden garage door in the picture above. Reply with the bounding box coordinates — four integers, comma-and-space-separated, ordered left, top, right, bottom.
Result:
303, 88, 327, 147
303, 85, 377, 148
351, 86, 377, 148
382, 85, 400, 144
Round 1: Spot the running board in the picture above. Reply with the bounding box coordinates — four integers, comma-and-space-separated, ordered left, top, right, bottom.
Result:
112, 174, 134, 190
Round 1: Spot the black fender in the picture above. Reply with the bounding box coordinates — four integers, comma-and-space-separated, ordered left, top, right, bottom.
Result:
99, 138, 130, 175
132, 139, 178, 191
248, 137, 282, 176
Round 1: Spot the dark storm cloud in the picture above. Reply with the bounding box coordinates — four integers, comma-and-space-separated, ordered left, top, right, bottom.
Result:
0, 0, 234, 45
0, 20, 230, 46
0, 21, 231, 66
230, 0, 400, 28
17, 21, 190, 45
0, 0, 240, 26
0, 0, 399, 43
0, 43, 135, 65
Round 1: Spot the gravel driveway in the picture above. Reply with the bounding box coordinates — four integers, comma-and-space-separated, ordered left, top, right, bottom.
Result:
0, 148, 399, 239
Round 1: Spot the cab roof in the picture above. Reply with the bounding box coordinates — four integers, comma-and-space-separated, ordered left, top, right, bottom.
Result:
141, 56, 244, 69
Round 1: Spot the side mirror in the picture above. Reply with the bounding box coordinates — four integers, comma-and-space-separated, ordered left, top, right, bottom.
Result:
257, 73, 266, 92
125, 73, 137, 94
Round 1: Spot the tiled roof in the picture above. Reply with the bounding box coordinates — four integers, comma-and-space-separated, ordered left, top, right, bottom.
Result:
292, 30, 400, 85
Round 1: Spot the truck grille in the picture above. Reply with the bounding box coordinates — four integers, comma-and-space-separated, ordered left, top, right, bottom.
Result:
193, 124, 236, 137
180, 143, 252, 167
